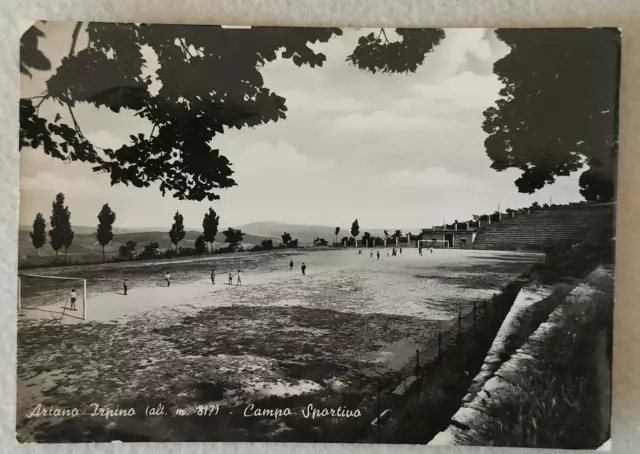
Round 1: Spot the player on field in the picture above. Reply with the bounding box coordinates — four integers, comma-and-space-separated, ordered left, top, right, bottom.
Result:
228, 272, 233, 285
290, 259, 294, 271
211, 269, 216, 285
370, 249, 373, 258
165, 271, 171, 287
69, 288, 77, 311
376, 250, 380, 260
123, 278, 128, 295
301, 262, 307, 275
236, 270, 242, 286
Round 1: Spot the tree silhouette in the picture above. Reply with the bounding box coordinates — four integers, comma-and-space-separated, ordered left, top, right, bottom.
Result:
49, 193, 74, 258
96, 203, 116, 262
169, 211, 186, 252
351, 219, 360, 246
361, 231, 372, 246
139, 241, 159, 259
334, 227, 340, 245
21, 23, 445, 202
281, 232, 292, 246
202, 207, 220, 253
118, 240, 137, 259
313, 237, 328, 246
393, 229, 402, 238
384, 229, 389, 238
223, 227, 244, 248
30, 212, 46, 257
483, 28, 620, 201
346, 28, 445, 74
195, 235, 207, 253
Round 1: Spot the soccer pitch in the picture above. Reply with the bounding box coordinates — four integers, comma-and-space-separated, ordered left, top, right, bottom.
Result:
17, 248, 541, 442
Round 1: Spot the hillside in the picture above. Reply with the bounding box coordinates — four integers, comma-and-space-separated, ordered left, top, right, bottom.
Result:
18, 229, 276, 263
236, 221, 423, 244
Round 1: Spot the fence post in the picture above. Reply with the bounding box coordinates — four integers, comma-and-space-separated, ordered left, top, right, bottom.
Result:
473, 302, 476, 331
416, 350, 420, 379
438, 332, 442, 361
458, 312, 461, 336
377, 380, 381, 443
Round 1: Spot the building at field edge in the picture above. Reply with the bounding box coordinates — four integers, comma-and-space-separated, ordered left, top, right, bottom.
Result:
420, 223, 478, 248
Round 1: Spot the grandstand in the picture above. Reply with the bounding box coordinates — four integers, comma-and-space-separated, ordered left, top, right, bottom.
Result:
472, 203, 614, 251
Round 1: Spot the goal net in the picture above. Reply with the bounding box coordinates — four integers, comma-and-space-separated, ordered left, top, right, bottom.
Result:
418, 239, 450, 249
18, 274, 87, 321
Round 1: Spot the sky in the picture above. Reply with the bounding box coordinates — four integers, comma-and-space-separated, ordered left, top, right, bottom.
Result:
19, 22, 585, 231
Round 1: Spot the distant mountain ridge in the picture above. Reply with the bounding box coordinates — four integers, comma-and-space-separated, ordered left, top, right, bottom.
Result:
19, 221, 425, 248
235, 221, 424, 244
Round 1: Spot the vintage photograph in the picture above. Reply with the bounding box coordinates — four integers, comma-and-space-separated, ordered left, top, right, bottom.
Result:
18, 22, 618, 448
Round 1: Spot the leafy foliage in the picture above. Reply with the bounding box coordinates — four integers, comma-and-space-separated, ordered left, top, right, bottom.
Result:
313, 237, 328, 246
20, 25, 51, 77
194, 235, 207, 253
202, 207, 220, 252
30, 212, 47, 256
484, 28, 620, 200
49, 193, 74, 257
21, 23, 450, 202
169, 211, 186, 251
118, 240, 137, 259
347, 28, 445, 74
139, 241, 160, 259
350, 219, 360, 239
260, 239, 274, 250
361, 232, 372, 244
223, 227, 244, 247
281, 232, 292, 246
393, 229, 402, 238
96, 203, 116, 262
20, 23, 342, 201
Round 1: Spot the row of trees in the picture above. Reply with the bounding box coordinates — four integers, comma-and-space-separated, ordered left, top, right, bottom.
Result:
29, 193, 75, 258
29, 195, 247, 261
333, 220, 411, 246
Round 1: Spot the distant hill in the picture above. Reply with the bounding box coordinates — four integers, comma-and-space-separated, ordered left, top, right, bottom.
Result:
18, 228, 277, 263
235, 222, 424, 244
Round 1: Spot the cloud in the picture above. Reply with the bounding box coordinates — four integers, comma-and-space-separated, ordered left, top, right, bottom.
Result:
279, 90, 370, 113
387, 167, 485, 190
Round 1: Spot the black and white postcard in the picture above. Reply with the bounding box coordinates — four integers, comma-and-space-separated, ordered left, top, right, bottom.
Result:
17, 22, 619, 448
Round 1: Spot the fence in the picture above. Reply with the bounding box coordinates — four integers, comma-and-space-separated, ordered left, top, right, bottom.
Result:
362, 282, 523, 444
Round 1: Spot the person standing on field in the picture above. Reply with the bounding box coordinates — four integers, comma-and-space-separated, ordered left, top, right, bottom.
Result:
165, 271, 171, 287
211, 269, 216, 285
301, 262, 307, 275
236, 270, 242, 287
123, 278, 128, 295
69, 288, 77, 311
228, 272, 233, 285
377, 250, 380, 260
290, 259, 294, 271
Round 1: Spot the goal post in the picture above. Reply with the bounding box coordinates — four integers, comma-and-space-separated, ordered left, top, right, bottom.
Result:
18, 273, 88, 321
418, 239, 450, 249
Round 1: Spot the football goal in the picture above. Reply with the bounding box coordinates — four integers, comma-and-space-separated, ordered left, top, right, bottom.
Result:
18, 273, 87, 322
418, 239, 450, 249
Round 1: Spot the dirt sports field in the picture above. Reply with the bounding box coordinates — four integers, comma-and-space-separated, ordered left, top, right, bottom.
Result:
17, 248, 541, 442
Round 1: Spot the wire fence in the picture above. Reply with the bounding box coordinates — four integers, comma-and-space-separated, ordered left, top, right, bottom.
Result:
365, 287, 520, 443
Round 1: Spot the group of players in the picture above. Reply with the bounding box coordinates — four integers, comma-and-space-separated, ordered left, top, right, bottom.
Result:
357, 245, 434, 259
117, 258, 310, 296
114, 245, 431, 297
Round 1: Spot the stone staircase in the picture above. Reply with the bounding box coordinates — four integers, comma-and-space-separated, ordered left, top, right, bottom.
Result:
473, 203, 615, 251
